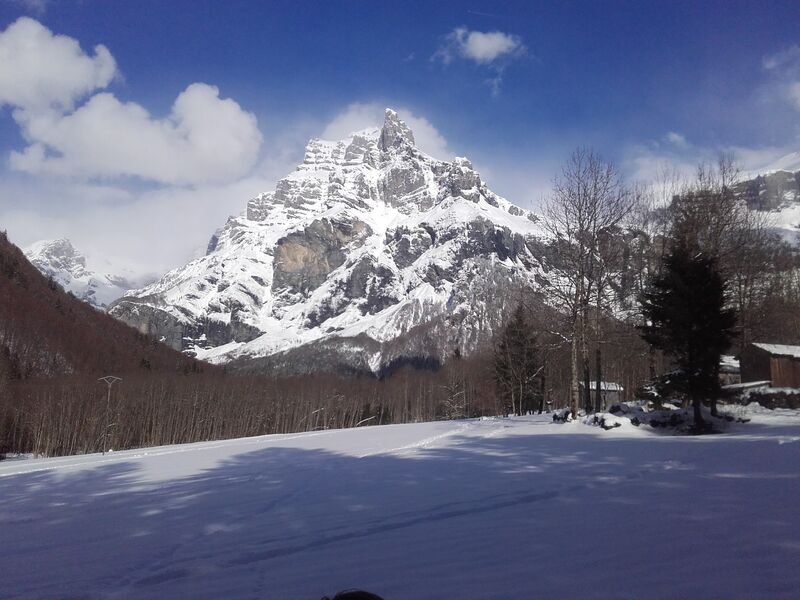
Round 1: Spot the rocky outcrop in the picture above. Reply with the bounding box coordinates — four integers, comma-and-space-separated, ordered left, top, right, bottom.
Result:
379, 108, 415, 150
272, 217, 371, 296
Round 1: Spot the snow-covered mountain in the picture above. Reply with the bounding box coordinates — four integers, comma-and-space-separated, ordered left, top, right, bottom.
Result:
109, 109, 548, 373
25, 238, 148, 308
734, 168, 800, 245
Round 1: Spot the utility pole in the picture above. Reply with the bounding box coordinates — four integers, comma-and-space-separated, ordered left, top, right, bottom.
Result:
98, 376, 122, 455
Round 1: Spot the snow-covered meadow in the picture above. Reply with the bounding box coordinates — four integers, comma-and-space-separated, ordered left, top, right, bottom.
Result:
2, 405, 799, 599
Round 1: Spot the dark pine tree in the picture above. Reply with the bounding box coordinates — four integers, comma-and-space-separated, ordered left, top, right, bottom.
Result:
494, 304, 541, 416
639, 245, 737, 429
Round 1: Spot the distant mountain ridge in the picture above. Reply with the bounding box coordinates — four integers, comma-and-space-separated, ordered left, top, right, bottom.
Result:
734, 168, 800, 244
0, 232, 202, 380
109, 109, 549, 374
24, 239, 151, 308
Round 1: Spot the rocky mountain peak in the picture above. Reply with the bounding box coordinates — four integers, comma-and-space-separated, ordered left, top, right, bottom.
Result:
26, 238, 87, 277
109, 110, 547, 374
379, 108, 415, 151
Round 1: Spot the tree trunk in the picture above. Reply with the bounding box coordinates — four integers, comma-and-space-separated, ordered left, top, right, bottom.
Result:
581, 304, 591, 414
595, 287, 603, 413
570, 326, 580, 419
595, 345, 602, 413
583, 363, 591, 414
693, 394, 704, 429
710, 363, 719, 417
539, 370, 546, 414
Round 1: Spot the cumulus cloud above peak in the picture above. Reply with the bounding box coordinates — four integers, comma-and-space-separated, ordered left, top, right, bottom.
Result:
0, 18, 262, 186
0, 17, 117, 113
436, 27, 525, 66
9, 83, 263, 185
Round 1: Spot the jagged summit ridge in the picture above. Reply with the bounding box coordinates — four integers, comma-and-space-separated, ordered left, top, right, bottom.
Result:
109, 109, 547, 373
380, 108, 415, 149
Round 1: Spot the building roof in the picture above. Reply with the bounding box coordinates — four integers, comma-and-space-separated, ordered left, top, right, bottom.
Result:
752, 343, 800, 359
720, 355, 740, 373
578, 381, 623, 391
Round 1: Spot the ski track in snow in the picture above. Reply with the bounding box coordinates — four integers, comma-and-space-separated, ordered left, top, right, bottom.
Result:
2, 410, 800, 599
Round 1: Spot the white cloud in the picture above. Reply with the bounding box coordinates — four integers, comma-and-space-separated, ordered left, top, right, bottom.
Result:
320, 102, 382, 140
320, 102, 453, 160
436, 27, 525, 65
0, 124, 307, 278
0, 17, 274, 275
761, 44, 800, 113
665, 131, 688, 147
10, 83, 263, 185
10, 0, 49, 15
0, 17, 116, 113
0, 174, 276, 276
763, 45, 800, 71
623, 135, 800, 187
624, 145, 699, 185
0, 19, 262, 186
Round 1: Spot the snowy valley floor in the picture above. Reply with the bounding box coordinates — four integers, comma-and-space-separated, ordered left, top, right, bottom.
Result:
2, 407, 800, 599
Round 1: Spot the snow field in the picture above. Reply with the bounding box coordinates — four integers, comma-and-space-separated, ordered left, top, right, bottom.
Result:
1, 406, 799, 598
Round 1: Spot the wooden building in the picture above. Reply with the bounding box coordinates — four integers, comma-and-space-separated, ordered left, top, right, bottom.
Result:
579, 381, 623, 409
740, 343, 800, 389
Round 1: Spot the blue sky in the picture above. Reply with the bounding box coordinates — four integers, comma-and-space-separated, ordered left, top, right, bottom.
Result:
1, 0, 800, 274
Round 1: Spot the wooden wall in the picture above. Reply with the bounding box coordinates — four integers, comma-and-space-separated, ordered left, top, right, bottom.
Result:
740, 346, 772, 383
770, 356, 800, 388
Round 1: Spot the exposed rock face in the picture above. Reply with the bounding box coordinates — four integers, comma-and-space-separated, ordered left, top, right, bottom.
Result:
735, 170, 800, 211
109, 109, 548, 372
273, 217, 372, 296
379, 109, 415, 150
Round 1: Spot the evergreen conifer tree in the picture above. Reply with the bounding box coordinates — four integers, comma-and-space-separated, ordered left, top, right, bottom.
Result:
640, 245, 736, 428
494, 304, 541, 416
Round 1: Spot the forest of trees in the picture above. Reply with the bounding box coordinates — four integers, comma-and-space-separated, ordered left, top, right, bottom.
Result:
492, 153, 800, 427
2, 153, 800, 457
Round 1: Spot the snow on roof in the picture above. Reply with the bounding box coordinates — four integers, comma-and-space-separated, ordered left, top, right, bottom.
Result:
752, 343, 800, 358
578, 381, 623, 391
722, 380, 771, 391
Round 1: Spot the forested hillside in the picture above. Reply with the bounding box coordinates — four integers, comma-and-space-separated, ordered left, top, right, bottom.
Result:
0, 231, 504, 456
0, 231, 204, 378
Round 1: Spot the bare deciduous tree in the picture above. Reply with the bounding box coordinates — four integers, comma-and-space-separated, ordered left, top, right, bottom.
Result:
543, 149, 635, 416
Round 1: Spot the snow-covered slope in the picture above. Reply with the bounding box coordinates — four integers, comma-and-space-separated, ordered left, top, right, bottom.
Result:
110, 110, 547, 372
2, 407, 800, 599
24, 238, 149, 308
753, 150, 800, 176
735, 168, 800, 245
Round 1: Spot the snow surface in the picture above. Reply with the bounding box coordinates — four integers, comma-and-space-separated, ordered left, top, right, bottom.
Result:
2, 407, 800, 598
753, 343, 800, 359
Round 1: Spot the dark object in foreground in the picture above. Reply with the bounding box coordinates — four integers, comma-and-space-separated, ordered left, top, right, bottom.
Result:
552, 408, 572, 423
322, 590, 384, 600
